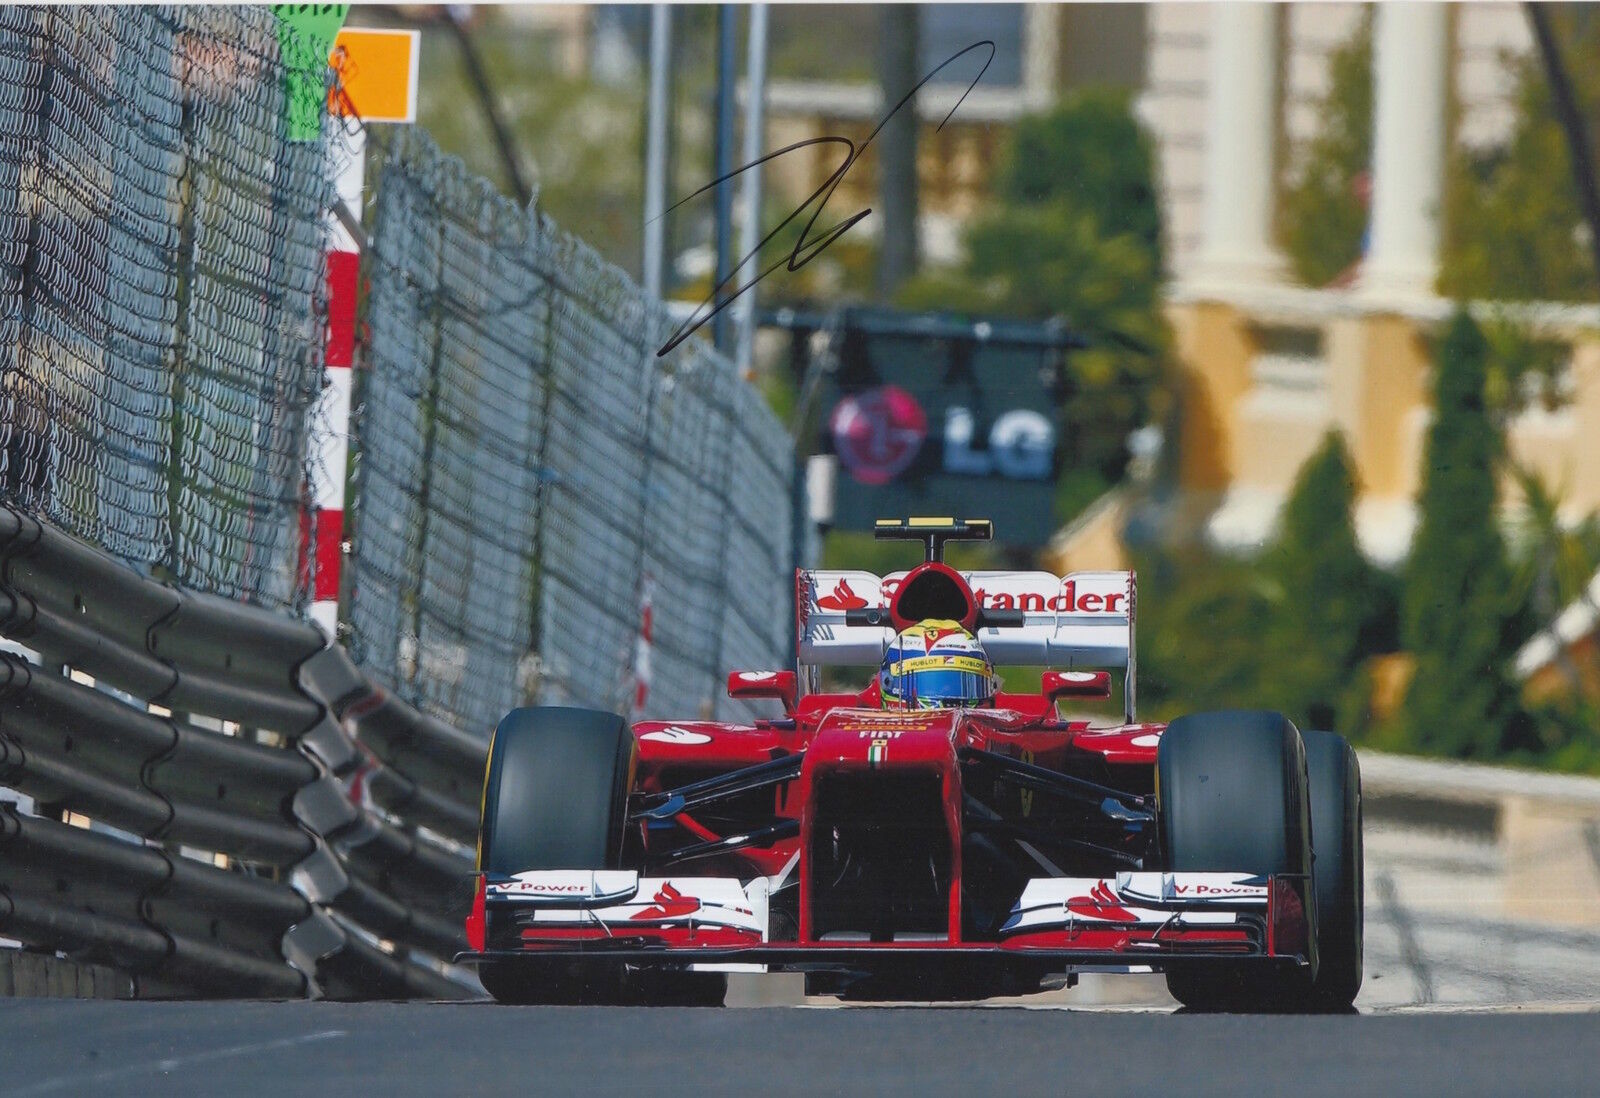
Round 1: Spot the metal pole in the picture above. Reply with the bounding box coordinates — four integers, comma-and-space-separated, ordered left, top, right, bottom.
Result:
643, 4, 671, 301
733, 3, 769, 377
712, 5, 737, 353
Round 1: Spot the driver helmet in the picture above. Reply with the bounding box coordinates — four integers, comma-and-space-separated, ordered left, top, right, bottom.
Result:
879, 619, 999, 709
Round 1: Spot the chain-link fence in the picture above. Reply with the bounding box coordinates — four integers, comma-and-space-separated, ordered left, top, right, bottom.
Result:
0, 5, 330, 610
0, 5, 793, 735
350, 128, 793, 736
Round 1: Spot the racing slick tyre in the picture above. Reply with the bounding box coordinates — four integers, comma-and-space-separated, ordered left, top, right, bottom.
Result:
475, 707, 724, 1007
1156, 710, 1315, 1012
1301, 729, 1363, 1009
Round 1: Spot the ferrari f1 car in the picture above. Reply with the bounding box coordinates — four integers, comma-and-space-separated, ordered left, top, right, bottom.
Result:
462, 518, 1363, 1010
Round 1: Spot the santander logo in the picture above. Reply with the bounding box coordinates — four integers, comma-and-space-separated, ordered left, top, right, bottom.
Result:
814, 575, 1125, 615
816, 578, 869, 611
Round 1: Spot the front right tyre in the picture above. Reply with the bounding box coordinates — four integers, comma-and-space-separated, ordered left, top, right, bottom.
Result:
474, 706, 725, 1006
476, 706, 636, 1005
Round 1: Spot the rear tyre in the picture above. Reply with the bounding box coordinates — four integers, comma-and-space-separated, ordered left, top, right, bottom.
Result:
1157, 710, 1314, 1012
478, 707, 632, 1005
1301, 729, 1363, 1009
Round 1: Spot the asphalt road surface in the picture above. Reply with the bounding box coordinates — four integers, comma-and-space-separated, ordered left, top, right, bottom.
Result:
3, 999, 1596, 1097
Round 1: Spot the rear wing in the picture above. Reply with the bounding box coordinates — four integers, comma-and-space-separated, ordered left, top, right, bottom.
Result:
796, 569, 1137, 720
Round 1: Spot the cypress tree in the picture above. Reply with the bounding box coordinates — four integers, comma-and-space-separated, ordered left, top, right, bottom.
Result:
1265, 431, 1380, 730
1400, 310, 1522, 757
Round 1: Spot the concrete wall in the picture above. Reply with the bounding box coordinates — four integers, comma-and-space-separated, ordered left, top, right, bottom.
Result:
0, 949, 131, 999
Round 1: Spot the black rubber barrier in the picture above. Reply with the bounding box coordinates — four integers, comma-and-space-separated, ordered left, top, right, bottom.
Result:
365, 766, 479, 847
339, 687, 486, 813
0, 891, 172, 975
0, 806, 168, 959
339, 815, 474, 912
0, 741, 175, 836
0, 513, 483, 1000
0, 654, 176, 781
327, 875, 466, 960
0, 508, 180, 698
148, 589, 326, 734
163, 802, 315, 868
158, 927, 308, 1000
317, 922, 468, 1002
0, 655, 317, 864
149, 724, 318, 837
297, 644, 372, 715
0, 808, 313, 996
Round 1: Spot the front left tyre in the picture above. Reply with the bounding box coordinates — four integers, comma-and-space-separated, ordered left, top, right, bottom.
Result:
1157, 709, 1316, 1012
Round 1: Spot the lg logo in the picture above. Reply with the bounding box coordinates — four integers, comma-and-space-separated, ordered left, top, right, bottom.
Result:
943, 407, 1054, 480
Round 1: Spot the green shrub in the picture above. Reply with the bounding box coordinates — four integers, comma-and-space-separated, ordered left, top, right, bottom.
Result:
1261, 431, 1394, 732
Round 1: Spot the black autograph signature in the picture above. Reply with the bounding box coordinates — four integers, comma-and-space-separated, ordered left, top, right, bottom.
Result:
656, 40, 996, 357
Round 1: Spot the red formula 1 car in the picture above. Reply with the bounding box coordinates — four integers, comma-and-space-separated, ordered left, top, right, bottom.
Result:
462, 518, 1363, 1010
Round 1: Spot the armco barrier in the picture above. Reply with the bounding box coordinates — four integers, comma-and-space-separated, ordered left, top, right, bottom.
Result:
0, 507, 483, 999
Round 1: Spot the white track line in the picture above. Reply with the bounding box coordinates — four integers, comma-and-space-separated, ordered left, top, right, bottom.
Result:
11, 1029, 348, 1096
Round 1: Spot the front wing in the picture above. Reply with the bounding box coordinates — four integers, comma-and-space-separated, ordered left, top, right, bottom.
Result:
461, 870, 1310, 977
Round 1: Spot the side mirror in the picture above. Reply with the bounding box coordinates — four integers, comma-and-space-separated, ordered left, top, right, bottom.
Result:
1042, 669, 1112, 703
727, 670, 798, 713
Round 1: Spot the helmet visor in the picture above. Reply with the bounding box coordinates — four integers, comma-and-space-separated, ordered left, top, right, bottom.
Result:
902, 668, 990, 707
883, 654, 993, 708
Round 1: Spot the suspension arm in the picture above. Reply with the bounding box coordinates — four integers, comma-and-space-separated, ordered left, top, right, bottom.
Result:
655, 818, 801, 867
960, 747, 1154, 820
632, 753, 804, 822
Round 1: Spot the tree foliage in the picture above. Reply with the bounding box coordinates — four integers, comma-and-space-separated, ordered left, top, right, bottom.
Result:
1276, 11, 1374, 287
1137, 433, 1395, 733
1439, 9, 1600, 302
1399, 311, 1528, 757
895, 90, 1171, 521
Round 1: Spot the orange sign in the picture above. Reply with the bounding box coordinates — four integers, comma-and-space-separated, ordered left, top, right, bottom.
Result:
329, 27, 419, 124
